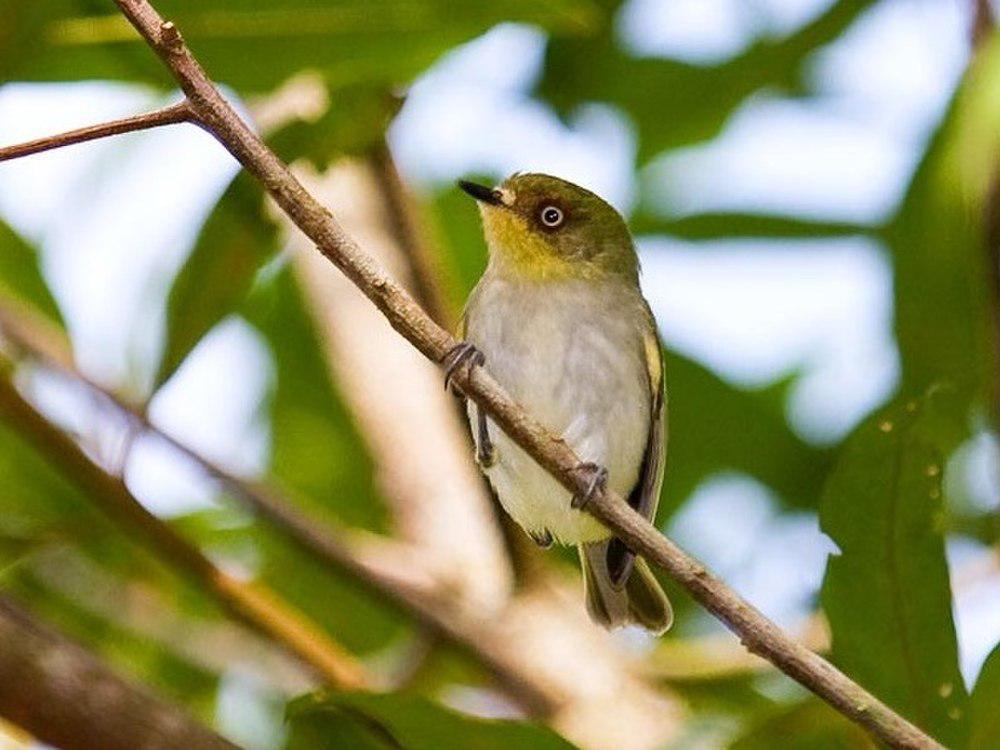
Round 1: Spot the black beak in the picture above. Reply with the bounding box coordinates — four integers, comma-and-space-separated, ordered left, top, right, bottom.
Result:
458, 180, 502, 206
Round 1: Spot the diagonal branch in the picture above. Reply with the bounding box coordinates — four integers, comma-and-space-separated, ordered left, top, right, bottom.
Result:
0, 594, 238, 750
0, 1, 942, 745
0, 102, 193, 163
0, 370, 366, 690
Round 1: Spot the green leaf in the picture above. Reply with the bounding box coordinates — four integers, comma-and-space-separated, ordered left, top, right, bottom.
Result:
0, 221, 63, 327
820, 393, 968, 746
287, 691, 577, 750
170, 506, 406, 656
661, 351, 833, 519
538, 0, 877, 161
242, 266, 386, 532
260, 533, 406, 656
3, 1, 598, 93
729, 699, 874, 750
631, 212, 874, 241
970, 642, 1000, 750
156, 173, 280, 387
885, 35, 1000, 415
0, 418, 99, 542
241, 265, 404, 654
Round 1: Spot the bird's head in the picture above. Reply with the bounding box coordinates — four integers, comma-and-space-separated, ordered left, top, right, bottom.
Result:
459, 173, 638, 281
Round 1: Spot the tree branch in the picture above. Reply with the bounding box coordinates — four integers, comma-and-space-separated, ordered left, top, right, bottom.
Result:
0, 102, 193, 163
0, 371, 367, 690
972, 0, 995, 48
0, 594, 238, 750
0, 299, 557, 716
0, 1, 942, 744
0, 299, 689, 746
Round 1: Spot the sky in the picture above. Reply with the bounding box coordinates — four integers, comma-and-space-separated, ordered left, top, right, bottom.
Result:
0, 0, 997, 685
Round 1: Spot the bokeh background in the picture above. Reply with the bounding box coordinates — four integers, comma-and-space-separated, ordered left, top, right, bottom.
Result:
1, 0, 999, 748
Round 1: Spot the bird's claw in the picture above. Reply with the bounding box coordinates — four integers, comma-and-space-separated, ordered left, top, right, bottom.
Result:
570, 462, 608, 510
529, 528, 554, 549
442, 342, 485, 394
476, 431, 496, 468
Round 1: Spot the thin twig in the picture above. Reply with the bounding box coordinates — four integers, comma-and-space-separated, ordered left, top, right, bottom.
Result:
0, 594, 238, 750
369, 141, 456, 329
0, 2, 941, 744
972, 0, 995, 48
83, 3, 939, 746
0, 102, 193, 163
0, 372, 367, 690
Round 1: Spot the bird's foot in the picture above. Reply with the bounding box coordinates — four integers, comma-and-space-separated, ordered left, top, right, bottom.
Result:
475, 406, 495, 468
529, 528, 554, 549
570, 462, 608, 510
442, 341, 485, 395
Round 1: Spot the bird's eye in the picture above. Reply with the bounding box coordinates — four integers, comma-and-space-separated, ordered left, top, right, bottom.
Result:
539, 205, 565, 228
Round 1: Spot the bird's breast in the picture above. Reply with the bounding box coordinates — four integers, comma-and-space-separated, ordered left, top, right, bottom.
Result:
463, 274, 651, 544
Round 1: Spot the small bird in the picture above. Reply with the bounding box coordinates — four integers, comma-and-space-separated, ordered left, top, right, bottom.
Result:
446, 173, 672, 634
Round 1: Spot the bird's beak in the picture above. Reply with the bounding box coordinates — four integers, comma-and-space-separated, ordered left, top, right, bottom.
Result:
458, 180, 503, 206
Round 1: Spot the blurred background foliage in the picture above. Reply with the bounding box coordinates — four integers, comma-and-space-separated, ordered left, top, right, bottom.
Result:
0, 0, 999, 748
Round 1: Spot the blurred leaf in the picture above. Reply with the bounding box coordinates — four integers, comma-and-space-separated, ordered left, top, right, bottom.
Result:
243, 266, 386, 532
157, 173, 280, 387
885, 35, 1000, 414
241, 264, 404, 654
0, 416, 100, 541
4, 0, 598, 93
0, 413, 231, 723
0, 531, 42, 575
288, 706, 390, 750
729, 698, 874, 750
287, 691, 576, 750
0, 221, 63, 327
663, 671, 778, 719
970, 642, 1000, 750
820, 394, 968, 746
260, 533, 406, 656
270, 85, 403, 169
631, 212, 874, 241
168, 505, 407, 655
538, 0, 876, 161
662, 351, 832, 518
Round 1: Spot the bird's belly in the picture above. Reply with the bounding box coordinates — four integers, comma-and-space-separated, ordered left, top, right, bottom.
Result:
465, 280, 651, 545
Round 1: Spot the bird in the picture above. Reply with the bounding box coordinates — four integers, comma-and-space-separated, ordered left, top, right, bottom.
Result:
444, 172, 672, 634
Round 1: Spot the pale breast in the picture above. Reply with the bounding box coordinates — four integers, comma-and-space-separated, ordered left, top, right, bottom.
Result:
464, 274, 652, 544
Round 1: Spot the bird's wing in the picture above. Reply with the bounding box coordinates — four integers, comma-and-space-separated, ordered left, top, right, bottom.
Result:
606, 312, 666, 587
635, 321, 667, 522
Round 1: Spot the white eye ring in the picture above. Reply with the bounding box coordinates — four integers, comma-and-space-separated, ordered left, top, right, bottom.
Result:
539, 205, 564, 228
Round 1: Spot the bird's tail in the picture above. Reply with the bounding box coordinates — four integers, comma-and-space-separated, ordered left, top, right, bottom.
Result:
579, 541, 672, 635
